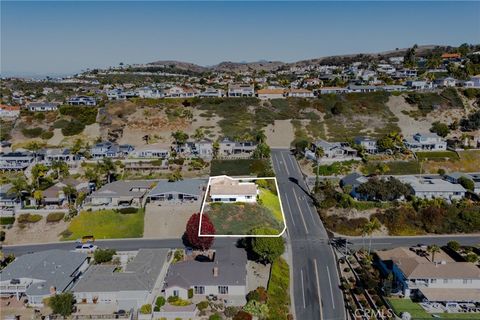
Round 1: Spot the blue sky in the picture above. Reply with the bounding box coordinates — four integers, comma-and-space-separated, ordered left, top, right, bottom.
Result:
1, 1, 479, 76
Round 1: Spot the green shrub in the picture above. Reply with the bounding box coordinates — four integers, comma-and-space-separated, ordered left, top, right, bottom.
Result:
209, 314, 222, 320
139, 304, 152, 314
53, 119, 70, 129
17, 213, 42, 223
188, 288, 193, 299
0, 230, 5, 241
196, 300, 209, 311
34, 113, 46, 121
41, 131, 54, 140
116, 207, 138, 214
22, 127, 44, 138
93, 248, 116, 264
155, 296, 165, 309
0, 217, 15, 225
46, 212, 65, 223
173, 249, 184, 263
61, 120, 85, 136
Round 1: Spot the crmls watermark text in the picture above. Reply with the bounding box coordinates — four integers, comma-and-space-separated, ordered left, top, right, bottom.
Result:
354, 309, 395, 319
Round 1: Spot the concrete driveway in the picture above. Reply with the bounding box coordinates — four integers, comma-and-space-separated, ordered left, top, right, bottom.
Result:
143, 201, 202, 239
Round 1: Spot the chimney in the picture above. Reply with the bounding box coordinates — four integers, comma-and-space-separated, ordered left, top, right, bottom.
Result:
213, 267, 219, 277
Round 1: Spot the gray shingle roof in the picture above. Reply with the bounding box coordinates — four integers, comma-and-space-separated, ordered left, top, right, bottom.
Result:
90, 180, 154, 198
164, 246, 247, 289
0, 250, 87, 296
73, 249, 169, 293
148, 179, 206, 198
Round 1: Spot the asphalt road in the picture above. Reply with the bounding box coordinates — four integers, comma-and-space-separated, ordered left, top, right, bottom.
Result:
271, 149, 345, 320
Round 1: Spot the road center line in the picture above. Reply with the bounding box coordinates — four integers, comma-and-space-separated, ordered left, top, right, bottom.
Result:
313, 259, 324, 319
283, 192, 296, 227
300, 269, 306, 309
326, 265, 336, 309
292, 188, 309, 234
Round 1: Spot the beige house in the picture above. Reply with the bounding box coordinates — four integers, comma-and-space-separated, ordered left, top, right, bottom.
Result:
209, 176, 258, 203
256, 88, 285, 99
376, 247, 480, 303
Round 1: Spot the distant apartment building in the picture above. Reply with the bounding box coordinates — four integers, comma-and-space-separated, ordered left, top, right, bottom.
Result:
286, 88, 314, 98
27, 102, 59, 112
228, 84, 254, 97
404, 133, 447, 152
200, 87, 225, 98
137, 87, 164, 99
67, 96, 97, 106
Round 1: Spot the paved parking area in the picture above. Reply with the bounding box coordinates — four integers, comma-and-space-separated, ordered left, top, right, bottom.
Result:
143, 200, 202, 239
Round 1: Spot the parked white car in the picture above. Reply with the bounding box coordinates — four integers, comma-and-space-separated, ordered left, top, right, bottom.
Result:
75, 243, 98, 253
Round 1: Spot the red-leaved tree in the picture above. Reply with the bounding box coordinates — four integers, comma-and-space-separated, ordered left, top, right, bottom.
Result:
185, 213, 215, 250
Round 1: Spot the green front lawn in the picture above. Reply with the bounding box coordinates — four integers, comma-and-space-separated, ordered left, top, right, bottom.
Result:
416, 151, 459, 161
62, 209, 144, 240
258, 187, 283, 222
387, 298, 480, 319
388, 298, 431, 318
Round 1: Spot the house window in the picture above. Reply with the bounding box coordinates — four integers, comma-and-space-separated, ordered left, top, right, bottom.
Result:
194, 286, 205, 294
245, 196, 252, 199
229, 198, 236, 202
173, 290, 179, 297
430, 279, 436, 284
218, 286, 228, 294
463, 279, 472, 284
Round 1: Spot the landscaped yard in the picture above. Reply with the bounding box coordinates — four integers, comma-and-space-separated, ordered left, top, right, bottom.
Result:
62, 209, 144, 240
387, 298, 480, 319
204, 202, 284, 235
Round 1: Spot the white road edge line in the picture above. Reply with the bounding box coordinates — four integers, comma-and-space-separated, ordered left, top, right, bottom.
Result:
292, 188, 309, 234
313, 259, 324, 319
326, 265, 335, 309
283, 192, 296, 227
300, 269, 306, 309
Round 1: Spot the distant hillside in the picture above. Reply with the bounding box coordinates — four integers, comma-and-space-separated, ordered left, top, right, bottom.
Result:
147, 44, 469, 73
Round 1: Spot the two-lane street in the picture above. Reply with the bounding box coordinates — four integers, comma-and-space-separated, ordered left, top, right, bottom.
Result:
271, 149, 346, 320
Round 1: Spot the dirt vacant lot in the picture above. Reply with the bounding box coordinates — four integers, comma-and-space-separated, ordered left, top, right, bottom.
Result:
144, 201, 202, 239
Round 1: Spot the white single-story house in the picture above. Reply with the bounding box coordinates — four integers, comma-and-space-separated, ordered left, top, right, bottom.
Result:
209, 176, 258, 203
0, 105, 20, 119
164, 246, 247, 306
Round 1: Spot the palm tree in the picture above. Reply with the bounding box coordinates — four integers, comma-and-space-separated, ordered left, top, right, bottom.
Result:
212, 141, 220, 159
255, 130, 267, 144
62, 185, 77, 207
98, 158, 116, 184
33, 190, 43, 209
9, 176, 29, 206
364, 217, 381, 255
428, 244, 441, 263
